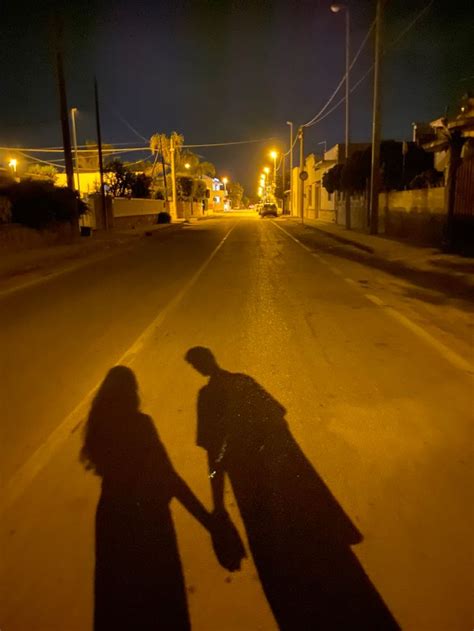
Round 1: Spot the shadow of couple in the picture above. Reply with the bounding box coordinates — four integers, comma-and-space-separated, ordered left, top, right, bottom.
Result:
81, 347, 400, 631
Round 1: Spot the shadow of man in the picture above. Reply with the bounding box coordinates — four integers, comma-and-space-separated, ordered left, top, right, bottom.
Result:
81, 366, 213, 631
185, 347, 400, 631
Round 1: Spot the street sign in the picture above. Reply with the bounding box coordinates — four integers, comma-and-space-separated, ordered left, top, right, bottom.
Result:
299, 170, 308, 181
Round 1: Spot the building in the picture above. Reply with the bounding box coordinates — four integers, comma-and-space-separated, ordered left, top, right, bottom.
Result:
291, 143, 369, 223
201, 176, 228, 212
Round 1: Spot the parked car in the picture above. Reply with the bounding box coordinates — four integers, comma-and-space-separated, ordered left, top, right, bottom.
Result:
259, 203, 278, 218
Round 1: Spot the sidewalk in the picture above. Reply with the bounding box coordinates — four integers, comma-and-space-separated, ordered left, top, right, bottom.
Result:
287, 218, 474, 294
0, 223, 183, 296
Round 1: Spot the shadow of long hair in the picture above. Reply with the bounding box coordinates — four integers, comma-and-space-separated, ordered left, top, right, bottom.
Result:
81, 366, 190, 631
186, 347, 400, 631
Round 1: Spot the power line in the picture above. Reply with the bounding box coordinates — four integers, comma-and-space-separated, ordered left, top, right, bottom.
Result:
302, 20, 375, 128
15, 150, 66, 169
113, 110, 149, 143
303, 0, 434, 130
387, 0, 434, 50
306, 65, 375, 128
0, 137, 276, 155
183, 137, 275, 148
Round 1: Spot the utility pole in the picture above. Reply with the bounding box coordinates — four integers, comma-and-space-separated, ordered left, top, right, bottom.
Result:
282, 153, 286, 213
369, 0, 383, 234
286, 121, 293, 214
54, 23, 74, 193
299, 126, 305, 224
170, 136, 178, 220
70, 108, 80, 197
344, 7, 351, 229
159, 136, 168, 202
94, 78, 108, 230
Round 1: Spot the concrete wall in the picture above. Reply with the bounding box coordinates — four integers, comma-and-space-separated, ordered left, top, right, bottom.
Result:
336, 194, 371, 231
381, 187, 446, 243
0, 222, 76, 252
112, 198, 166, 217
333, 187, 446, 243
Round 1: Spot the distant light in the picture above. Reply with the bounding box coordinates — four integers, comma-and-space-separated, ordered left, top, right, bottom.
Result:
222, 177, 228, 184
184, 162, 191, 169
263, 167, 270, 174
330, 3, 344, 13
269, 150, 278, 160
8, 158, 17, 172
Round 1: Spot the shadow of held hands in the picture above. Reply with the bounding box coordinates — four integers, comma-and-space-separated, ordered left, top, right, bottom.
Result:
210, 510, 247, 572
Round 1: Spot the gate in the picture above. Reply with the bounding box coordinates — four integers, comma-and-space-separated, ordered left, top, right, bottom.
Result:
452, 157, 474, 253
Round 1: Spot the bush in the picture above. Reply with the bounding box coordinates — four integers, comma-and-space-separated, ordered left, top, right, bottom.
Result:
157, 211, 171, 224
0, 181, 86, 229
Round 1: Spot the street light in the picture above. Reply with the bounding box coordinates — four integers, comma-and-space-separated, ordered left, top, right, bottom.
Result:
286, 121, 294, 214
222, 177, 228, 194
8, 158, 17, 173
70, 107, 80, 196
184, 162, 191, 170
331, 2, 351, 228
269, 150, 278, 192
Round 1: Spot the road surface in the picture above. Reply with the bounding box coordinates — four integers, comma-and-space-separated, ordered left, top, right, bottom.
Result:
1, 214, 472, 630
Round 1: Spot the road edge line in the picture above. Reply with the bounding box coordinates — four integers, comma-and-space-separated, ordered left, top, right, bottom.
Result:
1, 223, 237, 515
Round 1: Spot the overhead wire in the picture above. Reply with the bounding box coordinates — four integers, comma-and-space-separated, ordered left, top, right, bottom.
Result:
302, 19, 375, 128
302, 0, 435, 130
15, 150, 66, 169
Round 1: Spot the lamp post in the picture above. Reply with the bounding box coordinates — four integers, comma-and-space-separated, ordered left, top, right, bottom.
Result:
263, 167, 270, 200
269, 150, 278, 195
70, 107, 80, 197
286, 121, 293, 214
331, 3, 351, 229
170, 135, 177, 220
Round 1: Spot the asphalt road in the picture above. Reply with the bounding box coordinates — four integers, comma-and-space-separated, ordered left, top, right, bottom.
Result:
1, 214, 472, 630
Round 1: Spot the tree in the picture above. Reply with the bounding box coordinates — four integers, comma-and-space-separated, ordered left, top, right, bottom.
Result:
150, 132, 184, 168
25, 164, 58, 183
105, 160, 134, 197
105, 160, 151, 198
192, 179, 208, 201
323, 142, 434, 195
78, 140, 114, 170
130, 173, 152, 198
194, 161, 216, 178
176, 175, 194, 201
322, 164, 344, 194
228, 182, 244, 208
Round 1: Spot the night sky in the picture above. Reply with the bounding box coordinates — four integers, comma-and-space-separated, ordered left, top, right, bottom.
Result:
1, 0, 473, 192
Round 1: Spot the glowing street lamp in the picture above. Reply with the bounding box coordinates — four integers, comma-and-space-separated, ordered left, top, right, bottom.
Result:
222, 176, 228, 194
184, 162, 191, 170
8, 158, 17, 173
269, 150, 278, 190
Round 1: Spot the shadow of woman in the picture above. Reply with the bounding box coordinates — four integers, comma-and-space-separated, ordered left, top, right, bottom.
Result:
81, 366, 212, 631
185, 347, 400, 631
